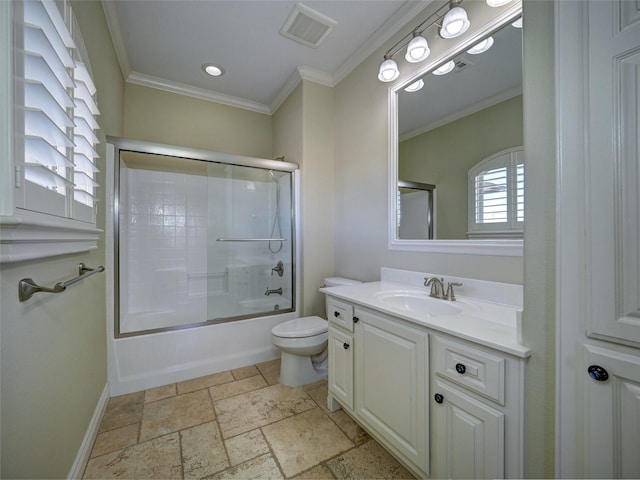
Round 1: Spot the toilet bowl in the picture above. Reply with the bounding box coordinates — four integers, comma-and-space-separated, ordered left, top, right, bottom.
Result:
271, 316, 329, 387
271, 277, 361, 387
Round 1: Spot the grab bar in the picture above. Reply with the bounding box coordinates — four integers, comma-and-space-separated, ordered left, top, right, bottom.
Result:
18, 263, 105, 302
216, 238, 288, 242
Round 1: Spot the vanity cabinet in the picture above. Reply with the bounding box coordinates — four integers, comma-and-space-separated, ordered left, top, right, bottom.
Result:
326, 294, 525, 479
327, 297, 429, 476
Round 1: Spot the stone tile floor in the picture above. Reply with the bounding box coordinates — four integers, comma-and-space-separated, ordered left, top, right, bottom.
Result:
83, 359, 415, 479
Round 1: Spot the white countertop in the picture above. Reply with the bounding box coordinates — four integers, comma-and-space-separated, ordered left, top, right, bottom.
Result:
320, 280, 531, 359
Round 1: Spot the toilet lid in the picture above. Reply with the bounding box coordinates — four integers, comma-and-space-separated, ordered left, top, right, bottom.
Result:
272, 316, 328, 338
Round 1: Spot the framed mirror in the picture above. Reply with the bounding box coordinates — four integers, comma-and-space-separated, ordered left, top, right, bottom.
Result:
388, 4, 523, 256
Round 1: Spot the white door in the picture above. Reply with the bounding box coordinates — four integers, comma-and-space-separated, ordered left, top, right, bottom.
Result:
355, 309, 429, 473
431, 379, 504, 480
557, 0, 640, 477
328, 326, 354, 410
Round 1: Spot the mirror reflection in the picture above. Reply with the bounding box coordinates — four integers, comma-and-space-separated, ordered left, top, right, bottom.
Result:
396, 20, 523, 240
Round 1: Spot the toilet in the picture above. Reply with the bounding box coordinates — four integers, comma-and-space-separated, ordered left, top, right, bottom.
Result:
271, 277, 361, 387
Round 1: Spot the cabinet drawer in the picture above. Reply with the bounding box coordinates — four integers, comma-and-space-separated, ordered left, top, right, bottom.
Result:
432, 336, 505, 405
326, 297, 354, 332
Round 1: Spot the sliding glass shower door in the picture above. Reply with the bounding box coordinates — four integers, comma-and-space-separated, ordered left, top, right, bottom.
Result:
115, 144, 296, 337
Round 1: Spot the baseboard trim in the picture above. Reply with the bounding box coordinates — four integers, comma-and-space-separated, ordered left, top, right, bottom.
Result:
67, 382, 110, 479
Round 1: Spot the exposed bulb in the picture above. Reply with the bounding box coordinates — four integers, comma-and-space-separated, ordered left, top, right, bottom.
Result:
433, 60, 455, 75
378, 58, 399, 82
405, 35, 430, 63
440, 7, 470, 39
404, 79, 424, 92
467, 36, 494, 55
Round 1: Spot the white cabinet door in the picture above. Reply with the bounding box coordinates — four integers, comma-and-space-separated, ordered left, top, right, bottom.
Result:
328, 326, 354, 410
431, 379, 505, 480
584, 345, 640, 478
355, 309, 429, 474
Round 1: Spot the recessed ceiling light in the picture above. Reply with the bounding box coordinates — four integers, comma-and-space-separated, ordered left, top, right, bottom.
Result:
202, 64, 225, 77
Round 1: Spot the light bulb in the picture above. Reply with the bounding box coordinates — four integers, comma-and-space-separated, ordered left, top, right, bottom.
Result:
404, 79, 424, 92
440, 7, 470, 39
467, 36, 494, 54
378, 58, 399, 82
433, 60, 455, 75
486, 0, 513, 6
512, 17, 523, 28
405, 35, 430, 63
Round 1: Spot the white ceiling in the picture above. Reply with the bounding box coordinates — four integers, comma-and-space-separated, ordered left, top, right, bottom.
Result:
103, 0, 427, 114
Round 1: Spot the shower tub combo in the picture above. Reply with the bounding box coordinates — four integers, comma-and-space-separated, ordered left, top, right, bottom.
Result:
106, 137, 300, 395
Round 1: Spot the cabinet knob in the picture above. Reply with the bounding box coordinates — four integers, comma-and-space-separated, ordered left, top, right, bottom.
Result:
588, 365, 609, 382
353, 316, 359, 323
455, 363, 466, 375
343, 342, 350, 350
334, 311, 340, 318
434, 393, 444, 404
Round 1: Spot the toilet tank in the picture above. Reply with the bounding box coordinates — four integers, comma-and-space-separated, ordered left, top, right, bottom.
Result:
323, 277, 362, 288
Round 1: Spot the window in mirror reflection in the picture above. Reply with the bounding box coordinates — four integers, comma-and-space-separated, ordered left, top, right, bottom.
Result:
468, 146, 523, 238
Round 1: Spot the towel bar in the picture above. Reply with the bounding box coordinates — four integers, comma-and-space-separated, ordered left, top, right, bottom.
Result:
18, 263, 105, 302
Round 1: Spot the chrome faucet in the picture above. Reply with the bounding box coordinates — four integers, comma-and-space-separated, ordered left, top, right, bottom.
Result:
424, 277, 445, 299
265, 287, 282, 296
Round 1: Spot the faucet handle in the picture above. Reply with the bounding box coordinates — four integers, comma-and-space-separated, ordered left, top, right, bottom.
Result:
445, 282, 463, 301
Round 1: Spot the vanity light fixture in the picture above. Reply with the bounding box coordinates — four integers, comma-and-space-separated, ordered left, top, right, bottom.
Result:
378, 56, 400, 82
202, 64, 225, 77
405, 34, 430, 63
486, 0, 513, 6
467, 36, 494, 54
377, 0, 470, 83
433, 60, 456, 75
404, 79, 425, 92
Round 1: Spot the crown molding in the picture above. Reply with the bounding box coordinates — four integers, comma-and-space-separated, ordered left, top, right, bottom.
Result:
126, 72, 272, 115
332, 0, 431, 86
101, 0, 131, 78
399, 86, 523, 142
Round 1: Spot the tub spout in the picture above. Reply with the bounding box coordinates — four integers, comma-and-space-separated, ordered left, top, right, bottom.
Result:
265, 287, 282, 296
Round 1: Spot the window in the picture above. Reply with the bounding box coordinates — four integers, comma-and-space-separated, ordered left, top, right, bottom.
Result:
468, 147, 524, 238
15, 0, 100, 222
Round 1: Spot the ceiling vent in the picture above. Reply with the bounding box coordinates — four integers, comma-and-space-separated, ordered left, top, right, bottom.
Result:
280, 3, 337, 49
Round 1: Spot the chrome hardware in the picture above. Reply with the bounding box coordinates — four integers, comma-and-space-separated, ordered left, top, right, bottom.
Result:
446, 282, 463, 301
455, 363, 466, 375
264, 287, 282, 296
343, 343, 350, 350
353, 316, 359, 323
18, 263, 105, 302
434, 393, 444, 404
588, 365, 609, 382
424, 277, 445, 299
271, 261, 284, 277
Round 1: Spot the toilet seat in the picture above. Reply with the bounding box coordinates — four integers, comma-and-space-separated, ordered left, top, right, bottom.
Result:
271, 316, 328, 338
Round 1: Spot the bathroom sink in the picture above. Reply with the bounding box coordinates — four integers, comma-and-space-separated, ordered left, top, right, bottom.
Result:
374, 291, 463, 316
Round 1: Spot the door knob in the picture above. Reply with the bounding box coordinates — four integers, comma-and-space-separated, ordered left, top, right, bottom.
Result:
434, 393, 444, 404
587, 365, 609, 382
455, 363, 466, 374
353, 316, 359, 323
334, 311, 340, 317
343, 343, 350, 350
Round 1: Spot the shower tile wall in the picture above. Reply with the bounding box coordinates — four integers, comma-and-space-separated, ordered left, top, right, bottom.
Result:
121, 166, 208, 329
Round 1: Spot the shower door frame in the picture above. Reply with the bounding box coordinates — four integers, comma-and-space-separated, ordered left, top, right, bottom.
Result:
108, 136, 300, 338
